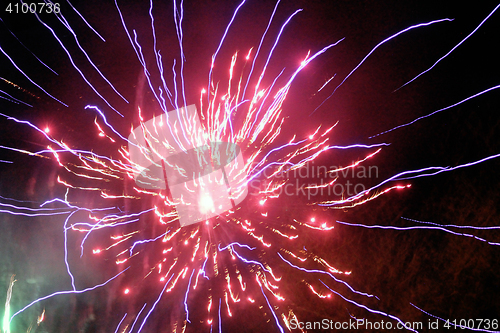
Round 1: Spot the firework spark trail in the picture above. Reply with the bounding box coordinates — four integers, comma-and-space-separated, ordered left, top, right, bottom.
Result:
50, 5, 129, 103
84, 105, 136, 144
9, 268, 129, 323
64, 210, 84, 289
184, 269, 196, 323
115, 0, 191, 149
259, 282, 285, 333
172, 0, 188, 111
316, 74, 337, 93
401, 217, 500, 230
0, 206, 71, 217
13, 1, 126, 115
1, 194, 145, 293
241, 0, 281, 100
334, 220, 500, 247
0, 46, 67, 106
128, 230, 169, 256
244, 7, 303, 125
0, 111, 110, 163
245, 39, 344, 141
0, 86, 33, 107
208, 0, 247, 103
114, 313, 128, 333
318, 152, 500, 208
2, 275, 16, 333
147, 1, 176, 113
136, 274, 174, 333
369, 84, 500, 138
320, 281, 419, 333
66, 0, 106, 42
310, 18, 454, 116
220, 245, 277, 279
395, 4, 500, 92
218, 298, 222, 333
278, 253, 379, 300
0, 17, 58, 75
129, 303, 147, 333
246, 142, 388, 185
410, 303, 500, 333
0, 92, 31, 106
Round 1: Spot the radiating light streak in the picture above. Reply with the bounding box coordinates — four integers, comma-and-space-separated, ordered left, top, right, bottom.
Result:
184, 269, 196, 324
10, 268, 129, 323
307, 283, 332, 299
0, 18, 58, 75
51, 8, 129, 103
227, 246, 280, 281
320, 280, 419, 333
129, 231, 170, 256
0, 45, 67, 106
128, 303, 148, 333
2, 275, 15, 333
114, 313, 127, 333
0, 85, 33, 106
63, 210, 80, 290
241, 0, 281, 100
258, 283, 285, 333
317, 74, 337, 93
208, 0, 247, 100
218, 242, 256, 252
320, 153, 500, 207
395, 4, 500, 91
410, 303, 500, 333
22, 5, 126, 114
371, 84, 500, 138
137, 274, 174, 333
402, 216, 500, 230
311, 18, 454, 115
66, 1, 106, 42
278, 253, 378, 299
335, 220, 500, 246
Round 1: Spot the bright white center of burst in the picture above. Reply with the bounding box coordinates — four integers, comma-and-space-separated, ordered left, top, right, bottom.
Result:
198, 192, 215, 214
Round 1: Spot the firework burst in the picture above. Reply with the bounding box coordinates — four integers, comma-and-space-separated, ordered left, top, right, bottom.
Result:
1, 1, 499, 332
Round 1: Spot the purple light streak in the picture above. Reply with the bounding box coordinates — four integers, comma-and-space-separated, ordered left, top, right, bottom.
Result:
128, 303, 148, 333
335, 220, 500, 246
208, 0, 247, 104
402, 216, 500, 230
310, 18, 454, 116
10, 267, 129, 324
259, 283, 285, 333
370, 84, 500, 138
0, 45, 66, 106
410, 303, 500, 333
320, 280, 419, 333
184, 268, 196, 324
395, 4, 500, 91
129, 231, 169, 256
320, 152, 500, 207
114, 313, 127, 333
277, 252, 379, 300
136, 273, 174, 333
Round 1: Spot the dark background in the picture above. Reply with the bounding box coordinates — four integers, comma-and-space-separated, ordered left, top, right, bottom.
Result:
1, 0, 499, 332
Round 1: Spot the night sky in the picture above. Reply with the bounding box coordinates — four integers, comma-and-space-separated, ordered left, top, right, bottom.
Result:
1, 1, 499, 332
